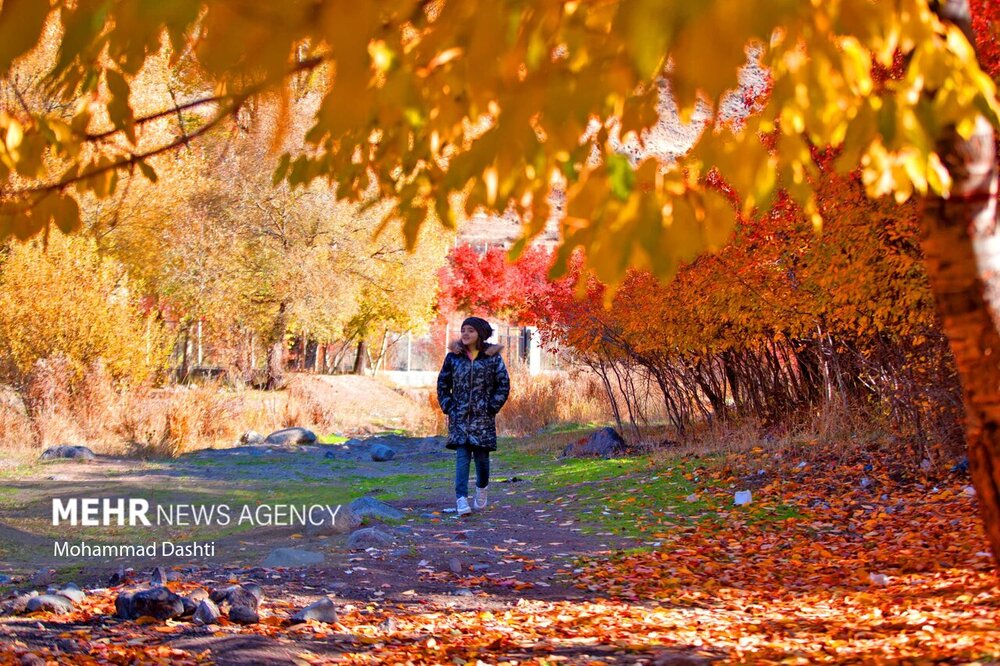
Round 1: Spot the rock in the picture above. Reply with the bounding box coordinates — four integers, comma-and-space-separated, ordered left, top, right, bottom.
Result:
448, 557, 463, 574
305, 505, 358, 536
734, 490, 752, 506
920, 458, 932, 473
38, 445, 96, 461
347, 527, 395, 550
211, 584, 262, 610
262, 547, 325, 568
228, 605, 259, 624
370, 443, 396, 461
25, 594, 73, 614
56, 587, 85, 604
2, 593, 35, 615
451, 588, 474, 596
150, 566, 168, 586
860, 477, 872, 489
349, 496, 405, 522
0, 573, 11, 584
130, 586, 185, 620
951, 458, 970, 474
684, 493, 699, 503
964, 485, 977, 497
180, 595, 198, 617
291, 597, 338, 624
560, 427, 627, 458
107, 567, 127, 587
263, 427, 317, 446
115, 592, 135, 619
471, 564, 491, 572
192, 599, 220, 625
187, 588, 209, 603
240, 430, 264, 445
324, 450, 336, 459
869, 572, 890, 586
31, 569, 55, 586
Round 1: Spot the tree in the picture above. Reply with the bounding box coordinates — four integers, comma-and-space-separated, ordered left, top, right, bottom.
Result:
0, 230, 168, 387
437, 243, 553, 323
1, 1, 999, 557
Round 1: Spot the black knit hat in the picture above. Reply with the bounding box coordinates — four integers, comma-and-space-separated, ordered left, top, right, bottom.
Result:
461, 316, 493, 345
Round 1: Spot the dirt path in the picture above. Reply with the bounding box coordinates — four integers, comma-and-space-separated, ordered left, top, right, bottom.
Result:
0, 436, 686, 664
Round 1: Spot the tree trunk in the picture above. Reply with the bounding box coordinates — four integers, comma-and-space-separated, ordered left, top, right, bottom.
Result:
353, 339, 368, 375
919, 0, 1000, 564
265, 302, 288, 390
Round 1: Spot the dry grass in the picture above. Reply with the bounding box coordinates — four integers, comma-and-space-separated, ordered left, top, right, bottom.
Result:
497, 361, 612, 436
0, 367, 471, 460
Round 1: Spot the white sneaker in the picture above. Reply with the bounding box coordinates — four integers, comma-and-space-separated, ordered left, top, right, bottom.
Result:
474, 487, 488, 510
456, 496, 472, 516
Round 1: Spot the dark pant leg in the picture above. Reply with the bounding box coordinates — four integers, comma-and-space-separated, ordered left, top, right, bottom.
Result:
472, 448, 490, 489
455, 446, 472, 498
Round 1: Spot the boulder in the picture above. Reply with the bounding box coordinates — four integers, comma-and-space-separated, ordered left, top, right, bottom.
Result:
263, 427, 317, 446
186, 588, 209, 603
291, 597, 338, 624
228, 605, 259, 624
2, 593, 36, 616
25, 594, 73, 614
115, 592, 135, 619
240, 430, 265, 445
192, 599, 220, 625
55, 586, 85, 604
39, 445, 96, 461
560, 427, 627, 458
370, 443, 396, 461
180, 595, 198, 617
130, 586, 185, 620
349, 496, 404, 522
261, 547, 325, 568
150, 566, 168, 586
210, 584, 261, 610
305, 504, 358, 536
347, 527, 395, 550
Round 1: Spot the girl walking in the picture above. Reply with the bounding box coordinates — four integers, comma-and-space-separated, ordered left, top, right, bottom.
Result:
436, 317, 511, 516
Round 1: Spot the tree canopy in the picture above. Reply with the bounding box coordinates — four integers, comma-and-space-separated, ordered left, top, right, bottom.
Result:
0, 0, 996, 288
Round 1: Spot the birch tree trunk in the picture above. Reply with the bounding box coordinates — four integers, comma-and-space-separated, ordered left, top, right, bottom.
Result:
921, 0, 1000, 561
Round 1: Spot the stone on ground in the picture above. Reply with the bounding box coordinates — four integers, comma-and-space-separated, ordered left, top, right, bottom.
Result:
560, 427, 627, 458
370, 443, 396, 461
291, 597, 338, 624
192, 599, 220, 625
305, 504, 359, 536
129, 586, 185, 620
347, 527, 395, 550
262, 547, 325, 567
228, 605, 259, 624
39, 445, 96, 461
263, 427, 318, 446
25, 594, 73, 614
350, 496, 405, 521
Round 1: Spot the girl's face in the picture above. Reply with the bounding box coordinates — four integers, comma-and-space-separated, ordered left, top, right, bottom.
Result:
460, 324, 479, 348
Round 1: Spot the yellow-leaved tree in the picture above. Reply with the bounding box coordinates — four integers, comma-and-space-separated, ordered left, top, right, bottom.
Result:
0, 231, 168, 386
1, 1, 1000, 558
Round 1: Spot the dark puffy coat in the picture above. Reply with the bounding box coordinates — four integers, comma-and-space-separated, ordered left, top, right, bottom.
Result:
437, 341, 511, 451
